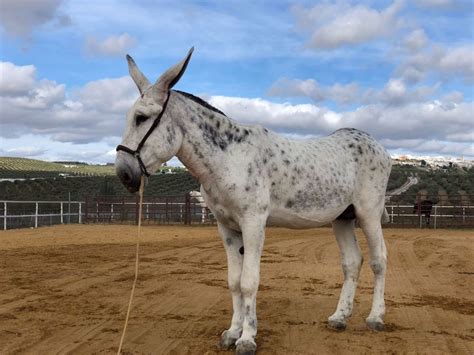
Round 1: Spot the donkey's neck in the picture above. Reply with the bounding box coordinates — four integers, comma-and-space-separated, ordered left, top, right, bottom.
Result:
170, 91, 250, 188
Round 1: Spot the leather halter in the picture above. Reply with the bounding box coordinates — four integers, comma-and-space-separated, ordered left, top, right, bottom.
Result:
116, 91, 171, 177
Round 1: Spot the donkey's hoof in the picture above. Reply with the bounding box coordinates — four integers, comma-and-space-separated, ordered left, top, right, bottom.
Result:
366, 317, 384, 331
327, 318, 347, 331
235, 339, 256, 355
219, 330, 238, 350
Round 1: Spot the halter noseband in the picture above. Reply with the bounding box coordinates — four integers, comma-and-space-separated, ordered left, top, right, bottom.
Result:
116, 91, 171, 177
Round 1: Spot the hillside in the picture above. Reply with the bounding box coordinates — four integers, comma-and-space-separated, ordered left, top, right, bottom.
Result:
388, 164, 474, 205
0, 157, 114, 178
1, 158, 473, 204
0, 173, 200, 201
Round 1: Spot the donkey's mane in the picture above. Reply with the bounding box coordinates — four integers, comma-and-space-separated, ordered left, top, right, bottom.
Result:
174, 90, 227, 117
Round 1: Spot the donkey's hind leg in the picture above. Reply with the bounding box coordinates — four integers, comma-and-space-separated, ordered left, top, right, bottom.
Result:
217, 222, 244, 349
328, 219, 363, 330
357, 211, 387, 331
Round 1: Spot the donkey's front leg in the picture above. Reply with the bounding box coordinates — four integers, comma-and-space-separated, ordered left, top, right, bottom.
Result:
235, 218, 265, 355
218, 222, 244, 349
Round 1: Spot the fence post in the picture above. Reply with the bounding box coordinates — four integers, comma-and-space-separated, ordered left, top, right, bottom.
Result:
434, 205, 437, 229
60, 202, 64, 224
84, 197, 89, 223
462, 207, 465, 225
35, 202, 39, 228
79, 202, 82, 224
121, 197, 125, 222
3, 201, 7, 231
390, 206, 394, 224
184, 193, 191, 225
68, 192, 71, 224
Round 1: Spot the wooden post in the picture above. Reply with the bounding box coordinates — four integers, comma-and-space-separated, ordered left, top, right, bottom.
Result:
60, 202, 64, 224
84, 197, 89, 223
121, 197, 125, 222
185, 193, 191, 225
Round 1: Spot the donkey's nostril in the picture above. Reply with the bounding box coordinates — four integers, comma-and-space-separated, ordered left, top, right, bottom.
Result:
123, 172, 131, 182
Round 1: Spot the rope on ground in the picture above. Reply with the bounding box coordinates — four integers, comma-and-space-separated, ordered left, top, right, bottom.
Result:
117, 176, 145, 355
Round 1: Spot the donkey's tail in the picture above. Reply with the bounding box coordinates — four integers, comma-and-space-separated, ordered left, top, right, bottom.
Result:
381, 207, 390, 224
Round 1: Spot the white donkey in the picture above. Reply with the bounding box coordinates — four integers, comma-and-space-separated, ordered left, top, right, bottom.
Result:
189, 190, 209, 223
116, 48, 392, 355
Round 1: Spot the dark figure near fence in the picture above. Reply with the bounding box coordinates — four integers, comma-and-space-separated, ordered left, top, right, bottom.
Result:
414, 200, 435, 226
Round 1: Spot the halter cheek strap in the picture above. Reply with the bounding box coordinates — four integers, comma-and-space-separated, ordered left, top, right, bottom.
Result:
116, 91, 171, 177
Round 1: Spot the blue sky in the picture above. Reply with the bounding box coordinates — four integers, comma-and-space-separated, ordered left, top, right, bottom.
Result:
0, 0, 473, 164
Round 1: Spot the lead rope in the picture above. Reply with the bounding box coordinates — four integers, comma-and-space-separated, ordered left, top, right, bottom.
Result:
117, 175, 145, 355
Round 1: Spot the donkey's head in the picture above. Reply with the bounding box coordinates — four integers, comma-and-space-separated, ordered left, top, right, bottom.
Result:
116, 48, 193, 192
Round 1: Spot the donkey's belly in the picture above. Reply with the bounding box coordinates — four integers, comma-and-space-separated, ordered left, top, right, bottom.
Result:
266, 207, 340, 229
266, 214, 327, 229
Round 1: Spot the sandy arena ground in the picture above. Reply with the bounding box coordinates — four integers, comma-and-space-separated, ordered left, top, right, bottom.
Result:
0, 225, 473, 354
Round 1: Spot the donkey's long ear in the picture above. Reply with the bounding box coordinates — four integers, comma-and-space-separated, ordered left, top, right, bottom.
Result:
153, 47, 194, 95
126, 54, 151, 95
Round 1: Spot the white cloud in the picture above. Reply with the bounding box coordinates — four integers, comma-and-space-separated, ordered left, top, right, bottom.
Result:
382, 138, 473, 157
85, 33, 137, 57
438, 46, 474, 81
207, 94, 473, 158
0, 146, 47, 157
268, 78, 359, 106
0, 62, 137, 145
268, 76, 438, 107
293, 0, 404, 49
1, 61, 472, 162
403, 29, 428, 53
0, 0, 70, 38
268, 78, 324, 101
209, 95, 342, 133
76, 76, 137, 113
0, 62, 36, 95
397, 44, 474, 83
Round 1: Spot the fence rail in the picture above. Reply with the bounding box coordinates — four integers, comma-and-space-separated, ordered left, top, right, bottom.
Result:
1, 194, 473, 230
1, 200, 83, 230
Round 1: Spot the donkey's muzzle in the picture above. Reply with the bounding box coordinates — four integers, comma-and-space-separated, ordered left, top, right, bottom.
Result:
116, 162, 141, 193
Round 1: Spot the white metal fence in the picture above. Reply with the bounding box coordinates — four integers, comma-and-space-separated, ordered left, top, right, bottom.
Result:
1, 200, 83, 230
1, 199, 473, 230
385, 204, 474, 228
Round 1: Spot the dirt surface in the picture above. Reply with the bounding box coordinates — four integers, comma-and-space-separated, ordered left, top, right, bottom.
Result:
0, 225, 473, 354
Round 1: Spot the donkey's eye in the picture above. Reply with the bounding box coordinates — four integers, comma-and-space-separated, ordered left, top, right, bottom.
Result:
135, 114, 148, 126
